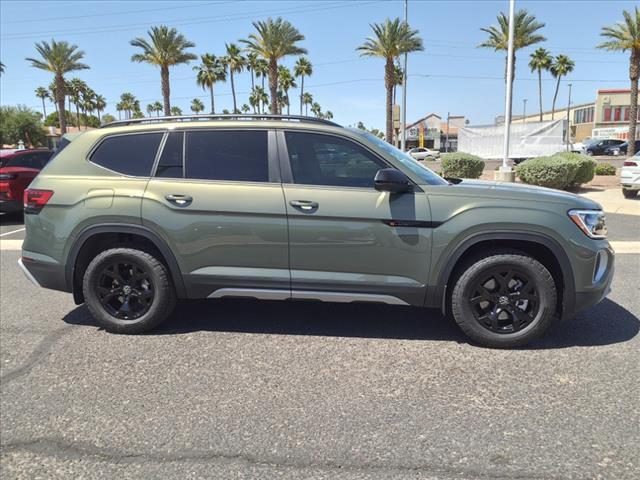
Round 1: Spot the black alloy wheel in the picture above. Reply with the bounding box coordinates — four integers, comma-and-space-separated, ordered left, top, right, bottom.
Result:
96, 260, 154, 320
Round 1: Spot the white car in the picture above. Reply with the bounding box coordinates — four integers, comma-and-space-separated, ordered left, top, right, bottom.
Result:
620, 151, 640, 198
407, 147, 440, 160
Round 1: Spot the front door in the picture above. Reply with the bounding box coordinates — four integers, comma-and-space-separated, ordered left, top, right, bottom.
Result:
279, 130, 432, 306
142, 129, 290, 299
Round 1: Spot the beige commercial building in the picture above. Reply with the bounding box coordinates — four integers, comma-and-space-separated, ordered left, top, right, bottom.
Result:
506, 88, 638, 142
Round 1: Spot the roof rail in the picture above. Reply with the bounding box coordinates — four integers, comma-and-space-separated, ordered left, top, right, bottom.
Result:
100, 114, 341, 128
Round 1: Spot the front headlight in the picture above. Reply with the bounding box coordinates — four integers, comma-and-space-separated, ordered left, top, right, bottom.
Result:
568, 209, 607, 239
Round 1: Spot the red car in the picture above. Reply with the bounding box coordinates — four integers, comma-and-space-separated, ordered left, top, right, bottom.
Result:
0, 149, 53, 214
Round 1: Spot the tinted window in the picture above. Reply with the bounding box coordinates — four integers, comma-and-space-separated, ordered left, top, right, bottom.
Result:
156, 132, 184, 178
185, 130, 268, 182
91, 133, 163, 176
285, 131, 385, 188
4, 154, 34, 168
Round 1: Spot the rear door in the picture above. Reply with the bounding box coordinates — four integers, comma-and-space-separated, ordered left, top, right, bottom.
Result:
142, 129, 290, 299
279, 130, 432, 306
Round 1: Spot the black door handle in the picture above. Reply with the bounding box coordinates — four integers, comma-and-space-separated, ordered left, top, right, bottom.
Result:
165, 194, 193, 207
289, 200, 319, 211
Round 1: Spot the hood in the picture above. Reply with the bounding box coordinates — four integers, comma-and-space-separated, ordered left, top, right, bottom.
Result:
441, 179, 601, 210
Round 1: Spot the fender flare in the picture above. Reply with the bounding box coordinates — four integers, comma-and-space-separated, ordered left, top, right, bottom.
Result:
65, 223, 187, 300
433, 230, 576, 320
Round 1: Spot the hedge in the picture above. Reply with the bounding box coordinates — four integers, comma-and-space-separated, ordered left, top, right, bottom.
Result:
440, 152, 485, 179
516, 156, 578, 190
594, 163, 617, 176
554, 151, 596, 185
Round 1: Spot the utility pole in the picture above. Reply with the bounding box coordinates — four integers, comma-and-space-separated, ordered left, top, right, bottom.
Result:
400, 0, 408, 152
523, 99, 527, 124
500, 0, 516, 177
445, 111, 450, 152
566, 83, 572, 151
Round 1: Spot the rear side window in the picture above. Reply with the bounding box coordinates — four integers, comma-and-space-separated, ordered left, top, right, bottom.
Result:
155, 132, 184, 178
185, 130, 269, 182
91, 133, 163, 176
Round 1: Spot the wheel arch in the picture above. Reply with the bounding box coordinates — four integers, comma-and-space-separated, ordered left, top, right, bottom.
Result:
66, 224, 187, 304
434, 231, 576, 320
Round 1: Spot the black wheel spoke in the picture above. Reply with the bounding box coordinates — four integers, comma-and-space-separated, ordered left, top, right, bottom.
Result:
95, 259, 154, 321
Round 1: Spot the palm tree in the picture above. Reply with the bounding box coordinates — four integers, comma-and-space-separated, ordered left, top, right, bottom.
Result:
241, 104, 251, 113
35, 86, 50, 118
194, 53, 226, 114
191, 98, 205, 114
146, 103, 157, 116
68, 78, 87, 128
26, 40, 89, 134
549, 54, 575, 119
391, 64, 403, 108
528, 48, 552, 121
170, 106, 182, 116
249, 86, 268, 114
277, 66, 296, 115
241, 17, 307, 114
116, 102, 123, 120
130, 25, 196, 116
152, 101, 163, 117
357, 17, 424, 142
246, 51, 260, 90
310, 102, 322, 118
294, 57, 312, 115
0, 62, 4, 74
254, 58, 268, 89
598, 7, 640, 155
119, 92, 137, 119
94, 94, 106, 123
223, 43, 245, 113
301, 92, 313, 116
48, 81, 60, 118
479, 9, 545, 118
324, 111, 333, 120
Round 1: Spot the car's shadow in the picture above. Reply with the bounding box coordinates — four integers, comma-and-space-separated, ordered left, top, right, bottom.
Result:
63, 297, 639, 349
0, 212, 24, 227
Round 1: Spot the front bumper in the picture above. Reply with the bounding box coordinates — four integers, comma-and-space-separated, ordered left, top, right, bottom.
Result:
572, 247, 615, 316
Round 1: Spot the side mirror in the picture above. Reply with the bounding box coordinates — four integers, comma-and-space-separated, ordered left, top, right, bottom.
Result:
374, 168, 412, 193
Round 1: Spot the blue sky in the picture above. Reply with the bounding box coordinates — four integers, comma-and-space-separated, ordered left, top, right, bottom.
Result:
0, 0, 633, 128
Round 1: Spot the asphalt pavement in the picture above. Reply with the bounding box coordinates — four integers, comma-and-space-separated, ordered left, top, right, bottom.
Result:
1, 212, 639, 479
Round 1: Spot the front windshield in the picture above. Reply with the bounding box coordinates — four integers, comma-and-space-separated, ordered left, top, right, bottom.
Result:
351, 129, 448, 185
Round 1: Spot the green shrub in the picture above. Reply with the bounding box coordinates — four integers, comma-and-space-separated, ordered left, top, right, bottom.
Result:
594, 163, 617, 176
440, 152, 485, 179
554, 151, 596, 185
517, 156, 578, 190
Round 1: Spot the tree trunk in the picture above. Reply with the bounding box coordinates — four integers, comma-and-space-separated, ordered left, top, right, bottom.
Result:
250, 70, 255, 90
628, 49, 639, 156
268, 58, 278, 114
384, 57, 394, 143
286, 93, 290, 115
41, 98, 47, 119
299, 75, 305, 116
56, 74, 66, 135
210, 84, 215, 114
551, 76, 561, 120
538, 68, 543, 122
161, 65, 171, 116
230, 70, 237, 113
75, 102, 81, 129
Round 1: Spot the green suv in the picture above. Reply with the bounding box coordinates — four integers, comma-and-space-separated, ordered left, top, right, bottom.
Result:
19, 115, 613, 348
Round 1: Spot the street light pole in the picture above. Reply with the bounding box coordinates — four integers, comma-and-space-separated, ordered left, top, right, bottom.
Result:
523, 99, 527, 124
400, 0, 408, 152
566, 83, 572, 151
501, 0, 516, 172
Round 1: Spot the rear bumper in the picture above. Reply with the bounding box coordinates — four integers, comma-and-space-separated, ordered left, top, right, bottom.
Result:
0, 199, 22, 213
18, 253, 69, 293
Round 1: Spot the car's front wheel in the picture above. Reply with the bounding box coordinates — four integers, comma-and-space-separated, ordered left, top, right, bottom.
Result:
83, 248, 176, 334
450, 252, 557, 348
622, 188, 638, 199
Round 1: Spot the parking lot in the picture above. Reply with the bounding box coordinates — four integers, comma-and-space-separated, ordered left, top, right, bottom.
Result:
1, 207, 639, 479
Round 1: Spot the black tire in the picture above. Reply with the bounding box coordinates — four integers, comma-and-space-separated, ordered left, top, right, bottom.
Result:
622, 188, 638, 199
451, 252, 557, 348
83, 248, 176, 334
586, 150, 594, 156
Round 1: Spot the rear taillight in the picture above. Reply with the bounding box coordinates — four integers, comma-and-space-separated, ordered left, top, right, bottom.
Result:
23, 189, 53, 214
623, 161, 638, 167
0, 173, 17, 181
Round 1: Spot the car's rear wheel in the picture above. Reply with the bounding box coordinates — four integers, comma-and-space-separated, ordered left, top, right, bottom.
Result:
622, 188, 638, 199
83, 248, 176, 334
451, 252, 557, 348
586, 150, 594, 156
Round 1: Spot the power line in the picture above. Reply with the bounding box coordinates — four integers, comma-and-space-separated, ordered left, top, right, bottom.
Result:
0, 1, 226, 25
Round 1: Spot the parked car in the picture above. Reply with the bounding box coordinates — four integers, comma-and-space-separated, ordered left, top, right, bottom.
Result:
0, 148, 53, 213
604, 140, 640, 156
620, 151, 640, 198
584, 139, 625, 156
407, 147, 440, 160
19, 115, 613, 348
